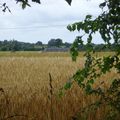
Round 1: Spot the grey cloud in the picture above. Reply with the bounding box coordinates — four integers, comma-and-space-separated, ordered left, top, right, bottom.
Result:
0, 0, 103, 43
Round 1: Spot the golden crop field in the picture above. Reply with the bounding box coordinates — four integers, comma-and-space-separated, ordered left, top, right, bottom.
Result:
0, 52, 119, 120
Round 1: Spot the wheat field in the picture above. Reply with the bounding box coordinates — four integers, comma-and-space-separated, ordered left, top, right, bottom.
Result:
0, 52, 119, 120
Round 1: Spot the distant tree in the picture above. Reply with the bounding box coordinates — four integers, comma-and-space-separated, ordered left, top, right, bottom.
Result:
48, 38, 63, 47
55, 38, 63, 47
0, 40, 45, 51
64, 42, 71, 48
3, 40, 8, 45
48, 39, 55, 47
36, 41, 42, 46
10, 40, 21, 52
0, 41, 2, 47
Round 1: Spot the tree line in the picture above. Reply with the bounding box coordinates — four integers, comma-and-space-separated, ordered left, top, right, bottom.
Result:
0, 39, 118, 52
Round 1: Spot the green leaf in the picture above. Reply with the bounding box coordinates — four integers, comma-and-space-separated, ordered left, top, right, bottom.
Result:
67, 24, 77, 31
99, 2, 106, 9
70, 49, 78, 61
67, 25, 72, 31
86, 15, 92, 20
88, 79, 94, 84
22, 2, 26, 9
87, 34, 92, 43
71, 24, 76, 31
65, 0, 72, 5
58, 89, 65, 98
64, 81, 72, 90
32, 0, 41, 4
76, 22, 82, 31
21, 0, 31, 9
85, 84, 93, 94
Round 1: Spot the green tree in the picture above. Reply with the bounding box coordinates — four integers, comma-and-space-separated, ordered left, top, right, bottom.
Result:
55, 38, 63, 47
9, 40, 21, 52
48, 38, 63, 47
36, 41, 43, 46
64, 42, 71, 48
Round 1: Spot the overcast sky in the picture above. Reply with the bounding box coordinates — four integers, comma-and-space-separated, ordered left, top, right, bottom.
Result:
0, 0, 104, 44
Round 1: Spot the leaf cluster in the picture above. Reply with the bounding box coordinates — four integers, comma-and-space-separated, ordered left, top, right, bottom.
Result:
15, 0, 72, 9
64, 0, 120, 119
0, 3, 11, 12
15, 0, 40, 9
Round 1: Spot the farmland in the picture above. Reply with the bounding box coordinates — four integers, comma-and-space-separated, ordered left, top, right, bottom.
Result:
0, 52, 119, 120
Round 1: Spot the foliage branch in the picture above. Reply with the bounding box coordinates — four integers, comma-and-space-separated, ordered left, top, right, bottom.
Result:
63, 0, 120, 119
0, 0, 71, 11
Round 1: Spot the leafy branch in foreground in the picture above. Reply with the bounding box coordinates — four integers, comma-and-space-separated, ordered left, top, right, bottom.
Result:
15, 0, 72, 7
0, 0, 72, 11
0, 3, 11, 12
64, 0, 120, 119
